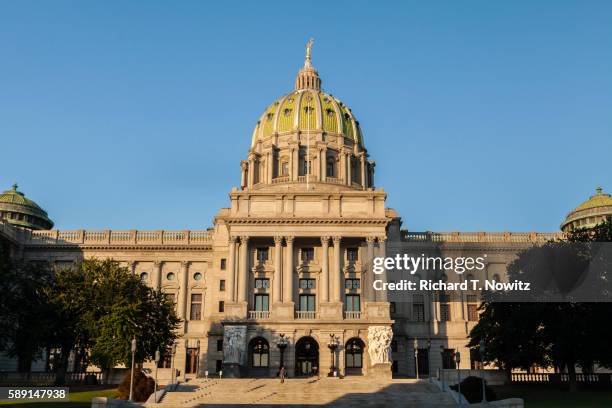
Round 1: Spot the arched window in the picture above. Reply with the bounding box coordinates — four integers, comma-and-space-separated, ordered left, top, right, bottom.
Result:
250, 337, 269, 367
345, 338, 365, 374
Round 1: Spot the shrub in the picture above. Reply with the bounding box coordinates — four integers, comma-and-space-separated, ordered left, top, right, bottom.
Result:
450, 375, 497, 403
117, 370, 155, 402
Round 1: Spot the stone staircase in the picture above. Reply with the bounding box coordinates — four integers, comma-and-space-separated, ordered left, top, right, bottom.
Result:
151, 377, 457, 407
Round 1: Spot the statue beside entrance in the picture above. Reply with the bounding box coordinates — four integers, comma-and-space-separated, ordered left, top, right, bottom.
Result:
367, 326, 393, 379
222, 325, 247, 377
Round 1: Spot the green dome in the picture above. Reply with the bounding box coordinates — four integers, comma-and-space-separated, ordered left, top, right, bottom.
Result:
561, 187, 612, 232
251, 39, 364, 148
0, 183, 54, 230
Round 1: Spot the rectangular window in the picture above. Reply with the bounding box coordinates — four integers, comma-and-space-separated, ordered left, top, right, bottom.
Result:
345, 294, 360, 312
326, 159, 335, 178
440, 303, 451, 322
217, 339, 223, 352
412, 294, 425, 321
220, 258, 227, 270
281, 162, 288, 176
299, 294, 316, 311
303, 160, 311, 175
218, 301, 225, 313
301, 248, 314, 262
389, 301, 396, 315
467, 304, 478, 321
347, 248, 359, 262
254, 294, 269, 311
254, 278, 270, 289
190, 294, 202, 320
344, 278, 360, 289
299, 278, 316, 289
219, 279, 226, 291
257, 248, 269, 263
442, 349, 456, 369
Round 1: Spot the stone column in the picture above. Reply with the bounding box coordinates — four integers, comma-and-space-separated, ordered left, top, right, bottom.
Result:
240, 161, 247, 189
346, 155, 352, 186
247, 158, 254, 187
365, 237, 375, 301
320, 147, 327, 181
179, 261, 190, 321
290, 148, 297, 181
153, 261, 163, 290
284, 236, 295, 302
227, 236, 237, 302
273, 236, 283, 303
267, 151, 273, 183
376, 237, 387, 302
238, 236, 249, 302
332, 236, 342, 302
340, 152, 346, 183
360, 154, 366, 190
321, 236, 330, 302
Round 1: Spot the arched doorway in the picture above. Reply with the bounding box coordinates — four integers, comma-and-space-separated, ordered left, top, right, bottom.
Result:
345, 338, 365, 375
248, 337, 269, 376
295, 336, 319, 376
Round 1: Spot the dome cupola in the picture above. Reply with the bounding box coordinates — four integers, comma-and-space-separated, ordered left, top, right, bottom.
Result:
561, 186, 612, 232
0, 183, 54, 230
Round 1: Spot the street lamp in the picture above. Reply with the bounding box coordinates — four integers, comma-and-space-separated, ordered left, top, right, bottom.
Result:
328, 334, 340, 377
455, 351, 462, 405
277, 333, 288, 371
413, 338, 419, 379
129, 338, 137, 402
170, 342, 177, 387
154, 349, 160, 403
196, 340, 201, 377
479, 341, 487, 403
427, 339, 432, 382
439, 345, 445, 390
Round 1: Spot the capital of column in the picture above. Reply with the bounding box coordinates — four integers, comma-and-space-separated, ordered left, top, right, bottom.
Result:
181, 261, 191, 268
240, 236, 250, 244
228, 235, 238, 244
320, 236, 330, 246
153, 260, 163, 268
332, 236, 342, 245
285, 235, 295, 244
366, 236, 376, 244
274, 236, 284, 245
377, 236, 387, 244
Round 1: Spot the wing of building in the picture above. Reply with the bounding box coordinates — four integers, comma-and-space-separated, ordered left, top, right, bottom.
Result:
0, 43, 610, 381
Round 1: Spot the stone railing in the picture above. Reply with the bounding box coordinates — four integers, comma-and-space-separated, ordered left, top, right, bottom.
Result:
402, 231, 564, 243
295, 311, 317, 319
248, 310, 270, 320
511, 372, 611, 384
343, 311, 361, 320
24, 229, 212, 246
0, 220, 21, 242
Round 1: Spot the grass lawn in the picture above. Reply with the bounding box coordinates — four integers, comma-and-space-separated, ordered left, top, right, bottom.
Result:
0, 387, 118, 408
492, 385, 612, 408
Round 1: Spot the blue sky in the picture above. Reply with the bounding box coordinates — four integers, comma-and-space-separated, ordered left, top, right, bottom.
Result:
1, 1, 611, 232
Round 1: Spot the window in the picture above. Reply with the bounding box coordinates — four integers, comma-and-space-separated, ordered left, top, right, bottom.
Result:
254, 294, 269, 311
345, 338, 363, 368
440, 303, 451, 322
250, 338, 269, 368
254, 278, 270, 289
219, 279, 226, 291
347, 248, 358, 262
257, 248, 269, 263
140, 272, 148, 281
345, 294, 360, 312
302, 160, 311, 175
345, 278, 360, 289
218, 301, 225, 313
299, 294, 316, 311
220, 258, 227, 270
389, 301, 396, 315
193, 272, 203, 281
301, 248, 314, 262
166, 272, 175, 281
326, 157, 335, 177
281, 162, 289, 176
442, 349, 456, 369
412, 294, 425, 321
217, 339, 223, 352
299, 278, 316, 289
190, 294, 202, 320
467, 304, 478, 322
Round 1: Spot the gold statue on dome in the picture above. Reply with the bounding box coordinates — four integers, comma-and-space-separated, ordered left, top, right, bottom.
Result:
305, 38, 314, 67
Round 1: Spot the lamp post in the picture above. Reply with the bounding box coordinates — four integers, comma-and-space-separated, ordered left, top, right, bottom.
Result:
439, 345, 445, 390
427, 339, 432, 382
277, 333, 288, 371
154, 349, 160, 403
455, 351, 462, 405
479, 341, 487, 403
328, 334, 340, 377
170, 342, 177, 387
129, 338, 136, 402
196, 340, 201, 377
413, 338, 419, 379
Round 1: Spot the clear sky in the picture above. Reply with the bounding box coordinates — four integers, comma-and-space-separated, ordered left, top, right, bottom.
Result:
1, 1, 611, 232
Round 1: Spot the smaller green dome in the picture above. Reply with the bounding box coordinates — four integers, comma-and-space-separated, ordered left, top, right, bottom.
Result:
0, 183, 54, 230
561, 187, 612, 232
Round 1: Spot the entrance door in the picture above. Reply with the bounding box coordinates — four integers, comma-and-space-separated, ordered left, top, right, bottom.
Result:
186, 348, 198, 374
295, 337, 319, 376
417, 348, 429, 376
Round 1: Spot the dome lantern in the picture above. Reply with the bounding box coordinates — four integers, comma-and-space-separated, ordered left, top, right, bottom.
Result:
295, 38, 321, 91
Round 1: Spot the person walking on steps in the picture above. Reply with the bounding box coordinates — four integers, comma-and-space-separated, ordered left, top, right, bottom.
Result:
280, 366, 286, 383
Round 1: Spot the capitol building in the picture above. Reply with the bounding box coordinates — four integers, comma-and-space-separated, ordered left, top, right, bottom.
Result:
1, 43, 611, 381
